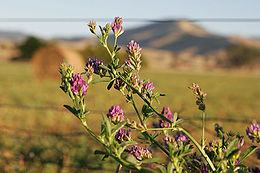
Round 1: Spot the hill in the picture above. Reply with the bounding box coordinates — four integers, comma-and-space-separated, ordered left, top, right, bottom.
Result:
117, 20, 232, 56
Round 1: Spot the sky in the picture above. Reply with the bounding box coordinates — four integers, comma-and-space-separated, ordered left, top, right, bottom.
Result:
0, 0, 260, 39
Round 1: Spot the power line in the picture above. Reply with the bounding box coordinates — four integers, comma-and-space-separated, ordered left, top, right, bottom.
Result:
1, 18, 260, 23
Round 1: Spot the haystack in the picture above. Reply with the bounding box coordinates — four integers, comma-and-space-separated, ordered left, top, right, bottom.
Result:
31, 45, 85, 79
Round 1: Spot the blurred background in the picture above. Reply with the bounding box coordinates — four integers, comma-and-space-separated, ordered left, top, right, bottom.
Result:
0, 0, 260, 172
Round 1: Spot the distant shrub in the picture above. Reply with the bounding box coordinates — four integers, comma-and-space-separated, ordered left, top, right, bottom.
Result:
15, 36, 46, 61
226, 44, 260, 67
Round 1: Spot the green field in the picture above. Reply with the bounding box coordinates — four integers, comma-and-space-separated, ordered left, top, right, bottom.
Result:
0, 62, 259, 172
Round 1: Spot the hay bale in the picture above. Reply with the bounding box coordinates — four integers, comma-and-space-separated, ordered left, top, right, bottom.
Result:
31, 45, 85, 79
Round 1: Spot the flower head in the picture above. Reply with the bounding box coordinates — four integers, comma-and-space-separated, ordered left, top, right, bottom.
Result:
70, 73, 88, 96
141, 80, 155, 98
125, 40, 142, 72
246, 122, 260, 143
115, 128, 131, 143
112, 17, 124, 37
159, 106, 173, 128
107, 105, 125, 124
86, 57, 105, 75
127, 40, 142, 58
129, 145, 152, 160
175, 132, 189, 143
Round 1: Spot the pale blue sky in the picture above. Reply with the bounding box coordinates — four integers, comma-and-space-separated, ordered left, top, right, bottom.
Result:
0, 0, 260, 38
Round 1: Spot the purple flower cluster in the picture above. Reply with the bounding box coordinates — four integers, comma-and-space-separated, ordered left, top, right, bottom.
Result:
175, 132, 189, 143
127, 40, 142, 58
129, 145, 152, 160
70, 73, 88, 96
112, 17, 124, 37
141, 80, 155, 98
125, 40, 142, 72
107, 105, 125, 124
86, 57, 104, 74
115, 128, 131, 143
246, 122, 260, 143
159, 106, 173, 128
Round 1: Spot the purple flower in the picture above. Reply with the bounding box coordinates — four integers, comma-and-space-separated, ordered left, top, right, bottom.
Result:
141, 80, 155, 98
129, 145, 152, 160
107, 105, 125, 124
112, 17, 124, 37
115, 128, 131, 143
70, 73, 88, 96
175, 132, 189, 143
86, 57, 104, 74
159, 106, 173, 128
246, 122, 260, 143
127, 40, 142, 58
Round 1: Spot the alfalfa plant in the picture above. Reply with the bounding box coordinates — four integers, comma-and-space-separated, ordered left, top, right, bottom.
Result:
59, 17, 259, 173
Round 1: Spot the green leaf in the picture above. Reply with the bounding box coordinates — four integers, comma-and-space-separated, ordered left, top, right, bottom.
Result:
107, 80, 115, 90
226, 138, 238, 156
94, 150, 107, 155
102, 114, 111, 138
240, 145, 257, 163
142, 158, 163, 164
111, 121, 126, 137
99, 64, 111, 71
63, 105, 79, 117
175, 119, 184, 125
126, 154, 140, 165
173, 112, 178, 122
167, 162, 174, 173
157, 165, 167, 173
227, 148, 240, 159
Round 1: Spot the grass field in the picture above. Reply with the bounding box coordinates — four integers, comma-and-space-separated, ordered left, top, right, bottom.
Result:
0, 62, 259, 172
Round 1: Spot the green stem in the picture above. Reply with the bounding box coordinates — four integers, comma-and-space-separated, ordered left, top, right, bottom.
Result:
131, 97, 169, 156
202, 111, 206, 147
179, 128, 216, 171
118, 75, 171, 124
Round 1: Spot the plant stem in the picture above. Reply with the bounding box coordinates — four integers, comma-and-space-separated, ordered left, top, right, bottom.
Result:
202, 111, 206, 147
131, 97, 169, 156
179, 128, 216, 171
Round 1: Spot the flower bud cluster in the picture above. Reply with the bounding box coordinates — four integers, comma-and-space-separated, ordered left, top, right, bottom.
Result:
115, 128, 131, 143
188, 83, 207, 111
88, 21, 96, 35
59, 63, 74, 92
159, 106, 173, 128
112, 17, 124, 37
70, 73, 89, 97
107, 105, 125, 124
129, 145, 152, 161
246, 122, 260, 143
